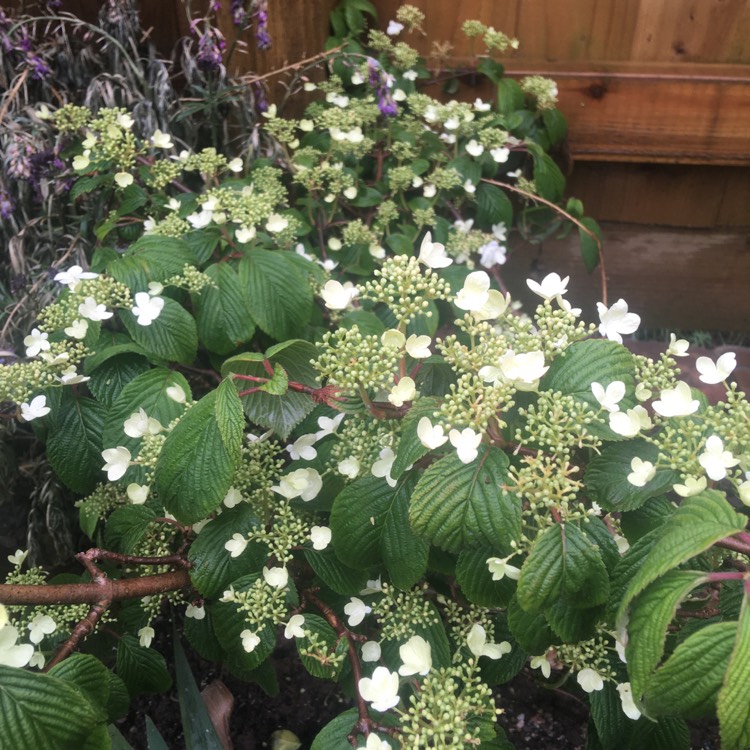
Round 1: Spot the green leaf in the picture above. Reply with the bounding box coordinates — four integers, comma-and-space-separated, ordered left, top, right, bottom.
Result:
48, 654, 111, 722
47, 393, 106, 494
0, 666, 104, 750
109, 724, 136, 749
586, 440, 680, 512
184, 226, 222, 264
581, 516, 622, 574
617, 490, 746, 620
222, 340, 319, 439
174, 638, 224, 750
120, 297, 198, 364
476, 183, 513, 229
145, 716, 169, 750
545, 599, 601, 642
542, 108, 568, 145
532, 152, 565, 202
578, 216, 601, 273
104, 504, 158, 553
627, 570, 708, 701
644, 621, 737, 717
507, 595, 555, 655
238, 251, 312, 340
477, 56, 504, 84
155, 379, 245, 524
188, 504, 267, 597
184, 610, 225, 662
516, 522, 609, 613
304, 547, 370, 596
620, 497, 675, 544
589, 681, 633, 750
107, 235, 197, 289
456, 548, 516, 608
102, 367, 191, 463
630, 717, 690, 750
192, 263, 256, 354
106, 673, 130, 722
88, 354, 151, 407
496, 78, 524, 115
409, 445, 520, 553
116, 635, 172, 695
718, 593, 750, 750
391, 397, 442, 478
331, 475, 428, 588
312, 709, 368, 750
296, 614, 348, 680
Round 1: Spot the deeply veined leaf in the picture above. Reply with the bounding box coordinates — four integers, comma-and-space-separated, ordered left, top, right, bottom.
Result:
107, 234, 197, 289
155, 379, 244, 524
644, 621, 737, 717
718, 592, 750, 750
391, 397, 443, 479
222, 340, 319, 439
116, 635, 172, 695
516, 522, 609, 613
303, 547, 370, 596
0, 666, 104, 750
409, 445, 520, 554
331, 475, 428, 588
105, 504, 158, 554
532, 152, 565, 202
238, 250, 312, 340
507, 595, 555, 656
544, 599, 601, 642
589, 682, 633, 750
455, 548, 516, 608
192, 262, 255, 355
630, 717, 690, 750
296, 614, 348, 680
188, 504, 268, 598
617, 490, 746, 621
120, 296, 198, 364
48, 654, 111, 722
578, 216, 601, 273
476, 182, 513, 228
47, 392, 106, 494
87, 354, 150, 407
626, 570, 708, 701
311, 709, 379, 750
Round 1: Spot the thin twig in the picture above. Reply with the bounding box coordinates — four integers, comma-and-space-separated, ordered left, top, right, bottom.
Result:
240, 43, 346, 85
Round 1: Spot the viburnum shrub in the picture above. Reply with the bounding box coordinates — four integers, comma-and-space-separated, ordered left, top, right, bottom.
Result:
1, 5, 750, 750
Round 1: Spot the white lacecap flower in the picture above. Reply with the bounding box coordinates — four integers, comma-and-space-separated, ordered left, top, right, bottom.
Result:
673, 476, 707, 498
114, 172, 134, 188
478, 240, 506, 269
627, 457, 656, 487
328, 237, 343, 251
286, 434, 318, 461
371, 448, 397, 487
490, 147, 510, 163
417, 417, 448, 450
617, 682, 641, 720
403, 69, 418, 81
0, 626, 34, 668
382, 329, 406, 350
123, 408, 164, 439
360, 577, 383, 595
358, 667, 400, 712
738, 480, 750, 506
101, 446, 131, 481
266, 214, 289, 233
361, 641, 382, 662
465, 139, 484, 157
127, 483, 150, 504
54, 265, 98, 289
187, 211, 213, 229
57, 366, 90, 385
475, 290, 510, 321
223, 487, 243, 508
185, 604, 206, 620
467, 623, 512, 660
23, 328, 50, 357
398, 635, 432, 676
321, 279, 358, 310
338, 456, 361, 479
316, 412, 345, 440
418, 232, 452, 269
343, 186, 358, 200
28, 615, 56, 645
499, 350, 548, 388
29, 651, 45, 670
423, 184, 437, 198
151, 129, 173, 148
224, 533, 248, 558
310, 526, 332, 551
138, 626, 155, 648
166, 384, 187, 404
463, 179, 476, 194
386, 19, 404, 35
132, 292, 165, 326
78, 297, 113, 322
272, 468, 323, 501
591, 381, 626, 412
39, 352, 70, 366
64, 319, 89, 339
263, 566, 289, 589
474, 97, 491, 111
652, 381, 700, 417
455, 271, 490, 312
486, 556, 521, 581
20, 395, 50, 421
284, 615, 306, 640
609, 406, 652, 438
361, 733, 391, 750
667, 333, 689, 357
526, 272, 569, 300
449, 428, 482, 464
405, 334, 431, 359
228, 157, 243, 172
698, 435, 739, 481
72, 152, 90, 171
577, 668, 604, 693
235, 226, 256, 243
529, 653, 551, 678
7, 549, 27, 567
344, 597, 372, 627
241, 629, 261, 653
696, 352, 736, 385
388, 377, 416, 408
597, 299, 641, 344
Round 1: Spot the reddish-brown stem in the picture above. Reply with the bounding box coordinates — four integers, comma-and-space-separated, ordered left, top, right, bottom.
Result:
80, 548, 191, 570
706, 571, 747, 582
0, 569, 191, 606
480, 177, 608, 306
716, 536, 750, 557
44, 597, 111, 672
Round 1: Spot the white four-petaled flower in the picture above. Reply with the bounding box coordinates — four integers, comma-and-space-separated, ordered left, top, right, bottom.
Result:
101, 446, 131, 481
530, 653, 551, 678
609, 406, 652, 438
358, 667, 400, 712
577, 668, 604, 692
616, 682, 641, 720
78, 297, 113, 321
652, 381, 700, 417
418, 232, 452, 269
0, 625, 34, 668
344, 597, 372, 627
696, 352, 736, 385
284, 615, 306, 639
310, 526, 332, 551
28, 615, 56, 645
417, 417, 448, 450
673, 476, 707, 498
526, 273, 569, 300
272, 468, 323, 501
466, 623, 512, 660
240, 629, 260, 653
123, 408, 164, 438
286, 434, 318, 461
54, 265, 98, 289
591, 381, 626, 412
455, 271, 490, 312
20, 395, 50, 421
405, 334, 431, 359
371, 448, 397, 487
698, 435, 739, 481
388, 377, 416, 407
132, 292, 164, 326
138, 626, 155, 648
262, 566, 289, 589
225, 533, 248, 558
151, 129, 173, 148
597, 299, 640, 344
321, 280, 358, 310
449, 427, 482, 464
486, 556, 521, 581
23, 328, 50, 357
398, 635, 432, 676
627, 457, 656, 487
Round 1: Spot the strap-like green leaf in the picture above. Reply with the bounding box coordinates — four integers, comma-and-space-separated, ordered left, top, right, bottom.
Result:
644, 621, 737, 717
409, 445, 520, 553
617, 490, 746, 621
0, 666, 103, 750
155, 379, 244, 524
718, 591, 750, 750
627, 570, 708, 701
516, 522, 609, 613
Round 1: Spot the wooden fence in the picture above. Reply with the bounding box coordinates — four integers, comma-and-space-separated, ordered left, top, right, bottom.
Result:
6, 0, 750, 329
